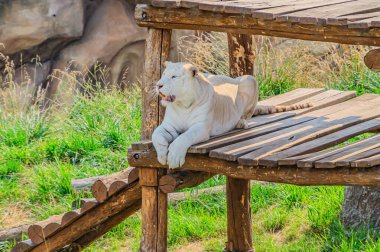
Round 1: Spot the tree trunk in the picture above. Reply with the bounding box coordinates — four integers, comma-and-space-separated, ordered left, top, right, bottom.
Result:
341, 186, 380, 230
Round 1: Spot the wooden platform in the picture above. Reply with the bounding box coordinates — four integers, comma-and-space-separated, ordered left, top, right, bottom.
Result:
135, 0, 380, 46
129, 89, 380, 188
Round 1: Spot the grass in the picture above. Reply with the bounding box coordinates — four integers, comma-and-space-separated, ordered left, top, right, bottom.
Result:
0, 34, 380, 251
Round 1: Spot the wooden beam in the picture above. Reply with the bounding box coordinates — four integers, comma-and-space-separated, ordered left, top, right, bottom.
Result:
142, 28, 171, 139
135, 5, 380, 46
225, 33, 254, 252
128, 150, 380, 188
364, 48, 380, 72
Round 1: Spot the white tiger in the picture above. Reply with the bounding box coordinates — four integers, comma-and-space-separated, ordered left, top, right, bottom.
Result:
152, 62, 310, 168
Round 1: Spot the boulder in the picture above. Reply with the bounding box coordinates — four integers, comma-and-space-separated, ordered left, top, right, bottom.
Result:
341, 186, 380, 230
0, 0, 85, 66
46, 0, 147, 96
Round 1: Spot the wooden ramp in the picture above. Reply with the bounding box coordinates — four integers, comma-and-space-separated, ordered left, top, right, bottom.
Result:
129, 88, 380, 188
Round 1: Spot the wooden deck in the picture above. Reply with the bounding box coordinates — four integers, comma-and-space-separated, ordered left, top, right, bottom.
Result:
135, 0, 380, 46
129, 89, 380, 188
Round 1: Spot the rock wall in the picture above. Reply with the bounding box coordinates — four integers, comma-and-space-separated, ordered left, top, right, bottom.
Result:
0, 0, 148, 99
341, 186, 380, 230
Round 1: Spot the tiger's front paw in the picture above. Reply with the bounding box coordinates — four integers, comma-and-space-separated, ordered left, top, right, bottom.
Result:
155, 146, 168, 165
167, 143, 187, 169
236, 119, 249, 129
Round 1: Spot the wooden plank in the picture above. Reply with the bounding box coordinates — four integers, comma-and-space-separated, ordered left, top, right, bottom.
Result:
348, 16, 380, 28
211, 95, 380, 162
271, 118, 380, 167
128, 150, 380, 188
327, 11, 380, 26
351, 153, 380, 168
238, 113, 380, 166
234, 98, 380, 165
364, 49, 380, 72
257, 88, 324, 106
135, 5, 380, 47
252, 0, 357, 20
189, 90, 357, 154
296, 138, 380, 168
338, 146, 380, 167
313, 135, 380, 168
282, 0, 380, 25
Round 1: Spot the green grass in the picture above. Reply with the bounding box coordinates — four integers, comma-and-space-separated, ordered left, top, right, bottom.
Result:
0, 43, 380, 251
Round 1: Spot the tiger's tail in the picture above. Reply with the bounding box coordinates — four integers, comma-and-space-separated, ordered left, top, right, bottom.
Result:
253, 102, 312, 116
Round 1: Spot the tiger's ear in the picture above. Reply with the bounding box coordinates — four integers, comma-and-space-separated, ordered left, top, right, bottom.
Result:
188, 64, 199, 77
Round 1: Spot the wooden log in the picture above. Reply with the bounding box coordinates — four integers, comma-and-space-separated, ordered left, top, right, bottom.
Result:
80, 200, 98, 214
27, 181, 142, 252
27, 214, 63, 244
108, 179, 129, 196
71, 198, 96, 209
364, 49, 380, 72
70, 167, 138, 191
142, 28, 172, 139
140, 168, 167, 252
11, 240, 35, 252
226, 178, 253, 252
225, 33, 254, 252
159, 170, 214, 193
91, 167, 139, 202
61, 211, 80, 226
128, 150, 380, 188
59, 200, 142, 252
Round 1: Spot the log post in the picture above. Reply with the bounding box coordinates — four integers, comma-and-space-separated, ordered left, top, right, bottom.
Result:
225, 33, 254, 252
364, 48, 380, 72
140, 168, 167, 252
141, 28, 172, 139
139, 26, 171, 251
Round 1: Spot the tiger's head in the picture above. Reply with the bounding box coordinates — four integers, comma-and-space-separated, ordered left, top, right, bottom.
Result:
156, 62, 203, 107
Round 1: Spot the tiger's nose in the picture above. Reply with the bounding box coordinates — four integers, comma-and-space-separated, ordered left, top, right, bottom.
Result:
157, 85, 163, 89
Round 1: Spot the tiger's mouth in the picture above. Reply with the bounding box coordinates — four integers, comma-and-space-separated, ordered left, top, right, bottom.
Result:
159, 92, 176, 102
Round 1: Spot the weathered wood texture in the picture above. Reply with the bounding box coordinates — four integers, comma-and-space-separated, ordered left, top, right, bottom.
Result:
140, 168, 167, 252
227, 33, 255, 77
71, 168, 138, 191
225, 33, 254, 252
364, 49, 380, 72
128, 150, 380, 188
142, 28, 171, 139
130, 89, 380, 189
91, 167, 139, 202
159, 170, 214, 193
225, 177, 253, 252
11, 168, 214, 251
135, 5, 380, 46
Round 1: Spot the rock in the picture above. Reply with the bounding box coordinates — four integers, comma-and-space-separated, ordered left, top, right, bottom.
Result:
341, 186, 380, 230
46, 0, 146, 97
109, 40, 145, 88
0, 0, 85, 66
